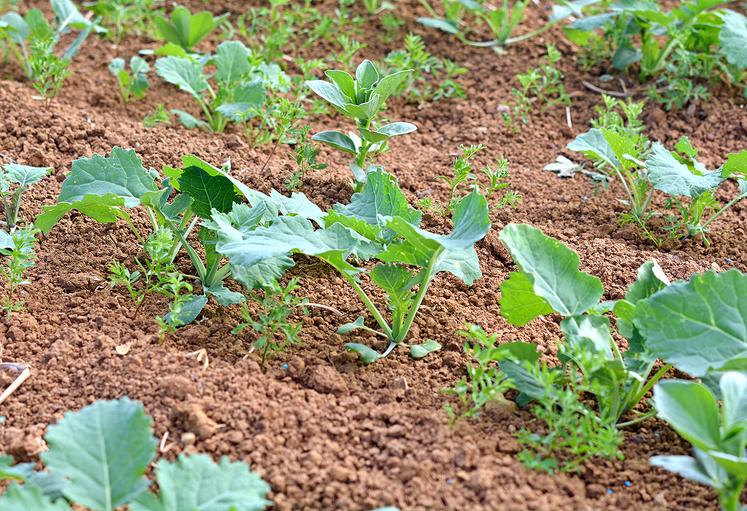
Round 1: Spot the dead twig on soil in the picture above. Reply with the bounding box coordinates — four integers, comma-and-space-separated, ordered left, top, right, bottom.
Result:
0, 363, 31, 406
582, 80, 630, 98
186, 349, 209, 371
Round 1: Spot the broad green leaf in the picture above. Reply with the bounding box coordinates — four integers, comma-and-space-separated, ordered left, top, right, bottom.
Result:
51, 0, 98, 30
230, 256, 295, 290
155, 57, 208, 97
635, 269, 747, 376
205, 282, 245, 306
370, 263, 416, 313
410, 339, 442, 359
42, 398, 157, 511
312, 131, 357, 154
58, 148, 156, 207
708, 451, 747, 479
499, 224, 604, 319
560, 315, 614, 359
653, 380, 721, 451
154, 6, 218, 49
215, 81, 265, 121
171, 109, 209, 130
551, 0, 599, 20
4, 163, 51, 187
214, 40, 250, 84
625, 260, 670, 303
164, 294, 208, 327
324, 70, 355, 100
602, 128, 640, 169
306, 80, 349, 109
131, 454, 270, 511
720, 10, 747, 70
646, 143, 723, 198
337, 315, 366, 334
650, 455, 716, 487
178, 166, 241, 219
499, 272, 554, 326
359, 128, 390, 144
567, 128, 620, 168
377, 122, 417, 137
721, 371, 747, 433
34, 194, 130, 234
355, 60, 380, 90
0, 12, 29, 43
333, 170, 421, 229
0, 485, 72, 511
372, 70, 411, 106
722, 150, 747, 179
417, 17, 459, 34
346, 342, 383, 364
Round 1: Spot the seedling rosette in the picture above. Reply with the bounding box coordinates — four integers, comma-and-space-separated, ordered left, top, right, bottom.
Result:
208, 170, 490, 363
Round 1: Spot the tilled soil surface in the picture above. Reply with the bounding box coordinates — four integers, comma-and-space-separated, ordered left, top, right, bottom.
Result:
1, 1, 746, 510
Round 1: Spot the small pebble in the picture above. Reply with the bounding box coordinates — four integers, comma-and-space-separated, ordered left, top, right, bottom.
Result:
607, 489, 614, 494
281, 363, 289, 370
624, 481, 632, 487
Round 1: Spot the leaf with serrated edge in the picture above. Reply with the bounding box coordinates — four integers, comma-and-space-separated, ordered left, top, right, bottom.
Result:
0, 485, 72, 511
635, 269, 747, 376
131, 454, 270, 511
41, 398, 157, 511
499, 224, 604, 319
58, 148, 156, 207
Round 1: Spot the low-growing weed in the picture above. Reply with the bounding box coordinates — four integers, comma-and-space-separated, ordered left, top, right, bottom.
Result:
233, 278, 308, 362
0, 0, 100, 98
503, 45, 570, 128
384, 33, 467, 103
285, 125, 327, 191
0, 397, 271, 510
87, 0, 160, 41
0, 226, 37, 318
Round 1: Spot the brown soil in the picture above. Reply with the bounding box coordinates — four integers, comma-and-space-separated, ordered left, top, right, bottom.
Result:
1, 1, 746, 510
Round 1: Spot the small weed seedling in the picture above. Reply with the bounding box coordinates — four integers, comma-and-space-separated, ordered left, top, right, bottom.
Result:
109, 56, 150, 104
0, 0, 100, 98
143, 104, 171, 127
503, 45, 570, 128
652, 373, 747, 511
285, 125, 328, 191
0, 398, 271, 510
0, 162, 50, 319
233, 278, 308, 362
384, 32, 467, 102
306, 59, 415, 190
422, 144, 520, 214
208, 170, 490, 363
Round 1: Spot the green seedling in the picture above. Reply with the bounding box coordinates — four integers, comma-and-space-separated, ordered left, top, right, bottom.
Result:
153, 4, 226, 54
109, 56, 149, 104
209, 170, 490, 363
306, 59, 415, 190
0, 0, 101, 97
0, 398, 271, 510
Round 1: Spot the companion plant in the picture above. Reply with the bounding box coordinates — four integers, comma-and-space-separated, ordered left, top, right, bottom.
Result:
0, 398, 270, 510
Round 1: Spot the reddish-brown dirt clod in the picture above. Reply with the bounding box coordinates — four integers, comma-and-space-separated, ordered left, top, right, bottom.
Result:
1, 0, 746, 510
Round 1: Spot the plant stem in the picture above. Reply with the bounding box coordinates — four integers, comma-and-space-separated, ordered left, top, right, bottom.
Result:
340, 273, 393, 340
702, 192, 747, 229
393, 247, 443, 344
617, 409, 657, 428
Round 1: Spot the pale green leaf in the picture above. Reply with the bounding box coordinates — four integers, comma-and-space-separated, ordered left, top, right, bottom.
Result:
58, 148, 156, 207
42, 398, 157, 511
499, 271, 554, 326
155, 57, 208, 97
131, 454, 270, 511
499, 224, 604, 319
646, 143, 723, 198
0, 485, 72, 511
653, 380, 721, 451
635, 269, 747, 376
720, 10, 747, 70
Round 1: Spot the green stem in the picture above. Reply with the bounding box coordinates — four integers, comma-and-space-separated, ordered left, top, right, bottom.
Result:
630, 363, 672, 408
340, 273, 393, 340
393, 247, 443, 344
702, 192, 747, 229
617, 409, 657, 428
